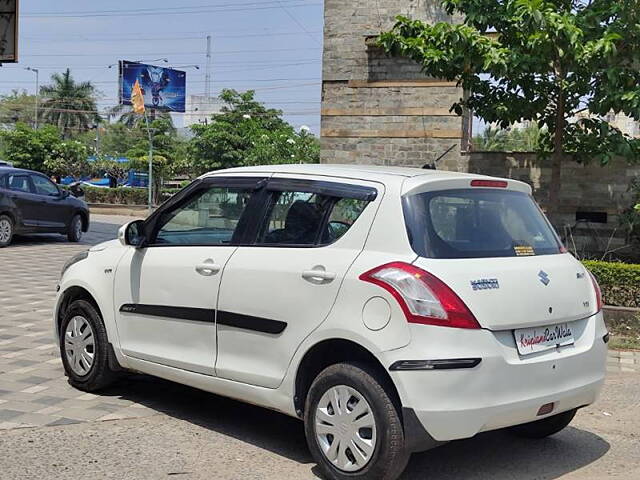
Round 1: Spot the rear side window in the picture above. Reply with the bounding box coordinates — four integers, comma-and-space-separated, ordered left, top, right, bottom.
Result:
7, 174, 32, 193
258, 191, 369, 246
403, 189, 561, 259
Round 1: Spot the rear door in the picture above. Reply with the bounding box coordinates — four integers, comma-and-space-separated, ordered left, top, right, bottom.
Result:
215, 175, 381, 388
404, 183, 597, 331
5, 173, 41, 228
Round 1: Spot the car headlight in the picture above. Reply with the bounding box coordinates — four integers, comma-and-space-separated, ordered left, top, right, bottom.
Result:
61, 251, 89, 278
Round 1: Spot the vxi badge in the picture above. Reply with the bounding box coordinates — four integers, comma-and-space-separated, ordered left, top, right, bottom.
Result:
470, 278, 500, 291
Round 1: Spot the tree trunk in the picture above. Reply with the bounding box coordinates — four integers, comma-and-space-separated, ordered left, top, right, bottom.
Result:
547, 67, 566, 223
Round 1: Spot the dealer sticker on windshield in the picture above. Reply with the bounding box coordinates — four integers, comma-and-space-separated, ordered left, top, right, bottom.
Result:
514, 322, 575, 355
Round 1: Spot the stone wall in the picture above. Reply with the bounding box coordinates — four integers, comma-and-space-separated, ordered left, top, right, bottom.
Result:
468, 152, 640, 259
321, 0, 468, 171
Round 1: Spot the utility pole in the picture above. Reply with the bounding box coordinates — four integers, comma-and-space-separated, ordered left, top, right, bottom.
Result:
205, 35, 212, 98
144, 113, 154, 213
25, 67, 39, 129
95, 124, 101, 157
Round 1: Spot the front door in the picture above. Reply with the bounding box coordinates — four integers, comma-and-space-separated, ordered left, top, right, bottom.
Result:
113, 177, 263, 375
215, 176, 381, 388
30, 174, 70, 229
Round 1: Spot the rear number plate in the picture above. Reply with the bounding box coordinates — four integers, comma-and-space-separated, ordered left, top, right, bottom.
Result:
514, 323, 575, 355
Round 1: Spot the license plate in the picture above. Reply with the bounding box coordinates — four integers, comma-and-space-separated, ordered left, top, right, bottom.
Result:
514, 322, 575, 356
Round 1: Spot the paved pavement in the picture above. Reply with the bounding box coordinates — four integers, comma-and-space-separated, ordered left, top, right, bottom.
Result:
0, 214, 639, 479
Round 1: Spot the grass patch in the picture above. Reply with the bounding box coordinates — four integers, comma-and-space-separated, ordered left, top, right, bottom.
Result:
605, 315, 640, 351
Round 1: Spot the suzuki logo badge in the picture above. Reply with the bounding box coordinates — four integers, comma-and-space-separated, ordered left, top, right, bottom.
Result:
538, 270, 550, 286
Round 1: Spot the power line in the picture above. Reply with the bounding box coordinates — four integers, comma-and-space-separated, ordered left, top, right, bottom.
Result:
20, 47, 321, 58
25, 0, 318, 15
23, 1, 321, 19
23, 30, 323, 43
275, 0, 322, 46
2, 60, 321, 69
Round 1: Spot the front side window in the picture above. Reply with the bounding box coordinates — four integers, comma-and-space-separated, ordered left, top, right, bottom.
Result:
31, 175, 60, 196
404, 189, 562, 259
258, 191, 368, 246
7, 175, 32, 193
153, 186, 254, 246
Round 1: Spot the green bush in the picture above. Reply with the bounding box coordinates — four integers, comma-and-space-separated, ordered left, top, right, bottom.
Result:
79, 186, 181, 205
583, 260, 640, 308
83, 187, 149, 205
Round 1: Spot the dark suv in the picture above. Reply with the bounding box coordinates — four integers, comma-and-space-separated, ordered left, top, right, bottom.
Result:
0, 166, 90, 247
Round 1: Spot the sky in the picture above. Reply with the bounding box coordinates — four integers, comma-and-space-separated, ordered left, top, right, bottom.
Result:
2, 1, 324, 133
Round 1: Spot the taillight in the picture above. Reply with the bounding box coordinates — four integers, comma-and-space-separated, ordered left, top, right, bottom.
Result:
359, 262, 480, 329
470, 179, 508, 188
587, 271, 603, 313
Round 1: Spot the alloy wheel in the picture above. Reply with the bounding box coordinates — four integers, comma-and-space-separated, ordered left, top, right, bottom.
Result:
64, 316, 95, 376
74, 218, 83, 240
314, 385, 377, 472
0, 218, 11, 243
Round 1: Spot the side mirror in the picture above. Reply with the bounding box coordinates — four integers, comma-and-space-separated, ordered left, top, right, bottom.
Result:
61, 189, 70, 198
118, 219, 146, 247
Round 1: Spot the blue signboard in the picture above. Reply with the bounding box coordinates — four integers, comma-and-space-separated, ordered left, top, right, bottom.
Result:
119, 60, 186, 112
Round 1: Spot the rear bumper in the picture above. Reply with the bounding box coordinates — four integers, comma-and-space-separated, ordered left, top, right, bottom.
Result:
382, 313, 608, 445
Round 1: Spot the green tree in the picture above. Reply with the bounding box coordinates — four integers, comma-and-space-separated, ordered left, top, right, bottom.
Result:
107, 104, 174, 129
379, 1, 640, 215
0, 90, 38, 128
40, 68, 99, 138
43, 140, 90, 178
188, 89, 319, 174
125, 118, 184, 203
126, 117, 179, 162
473, 123, 545, 151
75, 122, 144, 158
129, 154, 170, 204
0, 123, 61, 172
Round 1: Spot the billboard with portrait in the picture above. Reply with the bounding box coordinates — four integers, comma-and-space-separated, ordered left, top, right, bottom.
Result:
0, 0, 19, 62
119, 60, 186, 112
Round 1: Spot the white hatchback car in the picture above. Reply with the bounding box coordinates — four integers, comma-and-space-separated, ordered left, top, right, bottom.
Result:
55, 164, 607, 480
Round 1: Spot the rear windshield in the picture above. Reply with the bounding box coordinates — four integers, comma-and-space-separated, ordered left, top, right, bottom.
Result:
403, 189, 562, 259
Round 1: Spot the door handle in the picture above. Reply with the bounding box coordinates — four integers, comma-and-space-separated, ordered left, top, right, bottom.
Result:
302, 267, 336, 284
195, 260, 221, 276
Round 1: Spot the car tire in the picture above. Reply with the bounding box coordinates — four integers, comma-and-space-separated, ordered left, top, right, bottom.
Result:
509, 408, 577, 439
304, 362, 409, 480
0, 214, 13, 247
67, 214, 83, 242
59, 299, 118, 392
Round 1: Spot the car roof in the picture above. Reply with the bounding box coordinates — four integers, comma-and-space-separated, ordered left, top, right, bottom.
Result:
204, 163, 492, 184
0, 166, 36, 175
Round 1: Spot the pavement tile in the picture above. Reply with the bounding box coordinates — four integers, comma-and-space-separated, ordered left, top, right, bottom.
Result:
0, 409, 25, 421
34, 406, 63, 415
33, 395, 67, 406
21, 385, 50, 394
46, 417, 82, 427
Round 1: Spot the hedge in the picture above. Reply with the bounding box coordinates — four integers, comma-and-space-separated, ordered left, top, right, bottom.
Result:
83, 187, 149, 205
79, 186, 181, 205
583, 260, 640, 308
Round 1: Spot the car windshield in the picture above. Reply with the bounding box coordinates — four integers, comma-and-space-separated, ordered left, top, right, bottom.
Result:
403, 188, 562, 259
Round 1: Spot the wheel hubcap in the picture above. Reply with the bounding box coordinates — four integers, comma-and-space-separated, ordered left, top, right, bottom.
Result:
314, 385, 377, 472
0, 219, 11, 243
64, 316, 95, 375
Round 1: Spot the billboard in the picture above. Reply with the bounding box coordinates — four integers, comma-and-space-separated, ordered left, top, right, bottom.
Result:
119, 61, 186, 112
0, 0, 19, 63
